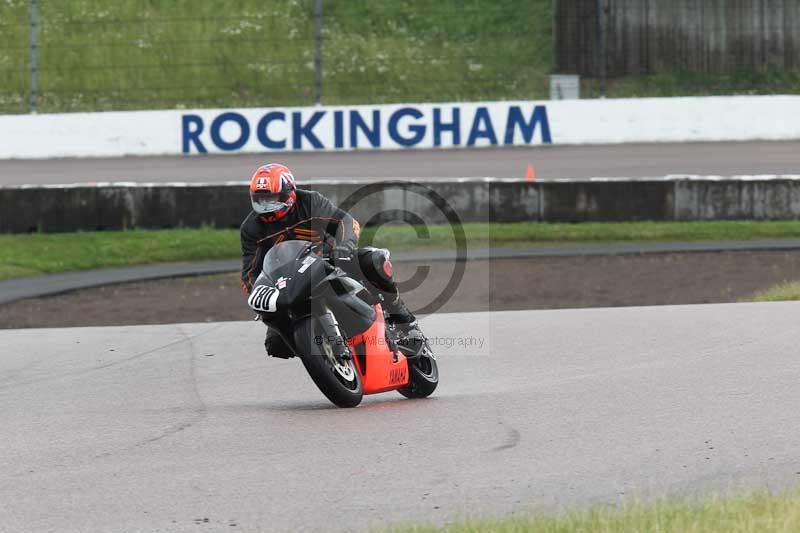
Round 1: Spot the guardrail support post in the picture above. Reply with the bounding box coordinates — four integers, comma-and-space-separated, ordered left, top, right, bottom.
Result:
314, 0, 323, 105
596, 0, 607, 98
29, 0, 39, 113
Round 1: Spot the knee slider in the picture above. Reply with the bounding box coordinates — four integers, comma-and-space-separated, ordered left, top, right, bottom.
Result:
358, 247, 394, 290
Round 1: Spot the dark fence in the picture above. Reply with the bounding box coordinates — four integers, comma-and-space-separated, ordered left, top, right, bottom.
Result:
556, 0, 800, 76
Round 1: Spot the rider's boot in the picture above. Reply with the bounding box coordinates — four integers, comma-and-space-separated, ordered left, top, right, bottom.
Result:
264, 326, 294, 359
383, 291, 425, 355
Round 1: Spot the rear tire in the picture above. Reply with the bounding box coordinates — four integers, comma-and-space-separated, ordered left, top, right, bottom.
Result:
294, 317, 363, 408
398, 343, 438, 399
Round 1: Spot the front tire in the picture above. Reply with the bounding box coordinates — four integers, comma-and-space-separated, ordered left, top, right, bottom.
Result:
294, 317, 363, 408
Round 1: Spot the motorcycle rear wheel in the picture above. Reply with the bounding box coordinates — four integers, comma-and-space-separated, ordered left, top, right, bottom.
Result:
398, 344, 438, 399
294, 316, 363, 408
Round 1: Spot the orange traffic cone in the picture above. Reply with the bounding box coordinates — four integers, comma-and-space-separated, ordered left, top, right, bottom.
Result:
525, 164, 536, 182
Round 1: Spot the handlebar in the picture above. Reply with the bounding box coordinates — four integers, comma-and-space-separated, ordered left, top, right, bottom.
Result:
311, 241, 353, 263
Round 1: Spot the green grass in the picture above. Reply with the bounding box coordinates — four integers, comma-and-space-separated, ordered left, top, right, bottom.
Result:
749, 281, 800, 302
0, 227, 240, 281
582, 71, 800, 99
364, 220, 800, 250
3, 220, 800, 282
0, 0, 552, 113
4, 1, 793, 114
386, 490, 800, 533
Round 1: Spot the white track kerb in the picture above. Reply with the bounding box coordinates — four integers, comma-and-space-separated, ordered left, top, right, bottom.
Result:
2, 95, 800, 159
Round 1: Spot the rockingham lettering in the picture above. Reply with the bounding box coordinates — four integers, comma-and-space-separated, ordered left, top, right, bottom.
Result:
181, 102, 552, 153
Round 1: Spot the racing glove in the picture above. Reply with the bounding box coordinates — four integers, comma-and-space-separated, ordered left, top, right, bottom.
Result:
330, 241, 356, 265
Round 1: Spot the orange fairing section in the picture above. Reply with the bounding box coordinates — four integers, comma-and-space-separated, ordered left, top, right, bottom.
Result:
349, 305, 409, 394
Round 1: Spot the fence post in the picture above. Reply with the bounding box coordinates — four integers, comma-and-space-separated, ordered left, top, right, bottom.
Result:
29, 0, 39, 113
596, 0, 607, 98
314, 0, 323, 105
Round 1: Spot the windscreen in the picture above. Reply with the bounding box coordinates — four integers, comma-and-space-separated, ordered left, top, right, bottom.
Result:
262, 240, 311, 276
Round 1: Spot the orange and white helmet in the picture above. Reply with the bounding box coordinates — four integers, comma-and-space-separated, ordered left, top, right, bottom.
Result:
249, 163, 297, 220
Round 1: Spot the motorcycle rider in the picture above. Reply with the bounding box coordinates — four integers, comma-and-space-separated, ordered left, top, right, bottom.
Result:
240, 163, 421, 359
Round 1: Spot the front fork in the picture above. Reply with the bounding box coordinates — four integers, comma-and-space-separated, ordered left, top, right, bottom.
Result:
317, 308, 351, 361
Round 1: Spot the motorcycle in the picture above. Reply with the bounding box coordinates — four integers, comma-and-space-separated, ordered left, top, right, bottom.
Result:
247, 240, 438, 408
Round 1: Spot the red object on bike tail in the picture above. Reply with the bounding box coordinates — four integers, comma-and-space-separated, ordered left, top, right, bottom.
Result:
348, 304, 409, 394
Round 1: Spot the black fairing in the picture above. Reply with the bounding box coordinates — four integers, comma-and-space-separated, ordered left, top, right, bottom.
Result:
313, 273, 376, 337
260, 241, 376, 337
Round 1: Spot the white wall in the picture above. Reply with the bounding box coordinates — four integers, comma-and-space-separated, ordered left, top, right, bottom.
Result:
1, 95, 798, 159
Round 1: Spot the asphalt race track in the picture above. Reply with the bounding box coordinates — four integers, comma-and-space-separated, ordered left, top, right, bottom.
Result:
2, 141, 800, 185
2, 302, 799, 532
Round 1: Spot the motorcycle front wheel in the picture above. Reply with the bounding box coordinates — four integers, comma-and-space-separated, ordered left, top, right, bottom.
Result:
294, 316, 363, 408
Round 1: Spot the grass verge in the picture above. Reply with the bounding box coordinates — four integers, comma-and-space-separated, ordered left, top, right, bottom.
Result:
0, 228, 239, 282
0, 0, 550, 113
4, 1, 794, 114
749, 281, 800, 302
581, 71, 800, 99
3, 220, 800, 282
387, 490, 800, 533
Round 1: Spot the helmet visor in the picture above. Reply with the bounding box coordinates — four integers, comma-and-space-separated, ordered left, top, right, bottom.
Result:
251, 191, 288, 214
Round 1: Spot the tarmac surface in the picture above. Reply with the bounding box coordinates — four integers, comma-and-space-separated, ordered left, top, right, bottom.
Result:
2, 141, 800, 185
2, 302, 799, 532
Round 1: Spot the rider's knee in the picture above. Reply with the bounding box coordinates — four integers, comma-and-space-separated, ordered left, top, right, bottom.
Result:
357, 247, 395, 292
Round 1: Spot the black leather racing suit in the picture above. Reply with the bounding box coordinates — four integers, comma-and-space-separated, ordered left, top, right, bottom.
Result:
240, 189, 414, 358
